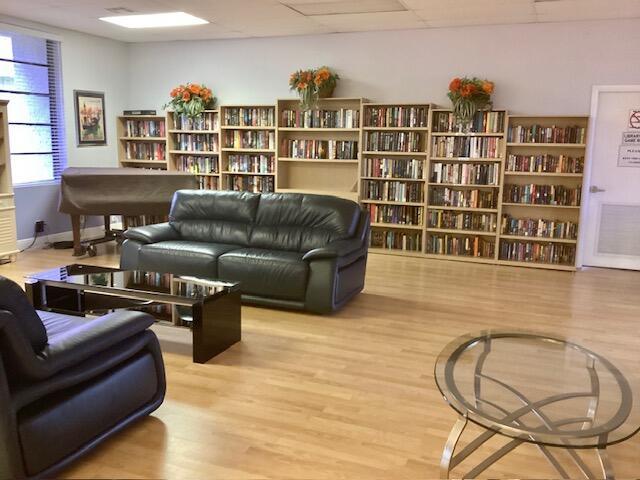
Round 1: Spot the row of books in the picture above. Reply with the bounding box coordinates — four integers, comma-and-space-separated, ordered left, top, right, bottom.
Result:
364, 106, 428, 128
430, 188, 497, 209
507, 125, 586, 144
366, 131, 422, 152
432, 111, 505, 134
365, 204, 423, 226
430, 162, 500, 185
224, 131, 275, 150
427, 234, 495, 258
432, 137, 502, 159
197, 176, 218, 190
175, 133, 219, 152
124, 119, 165, 138
224, 107, 274, 127
175, 281, 222, 299
172, 112, 218, 131
499, 241, 575, 265
362, 181, 424, 203
506, 154, 584, 174
125, 142, 165, 160
227, 154, 275, 174
363, 158, 423, 179
177, 155, 218, 174
282, 139, 358, 160
124, 215, 168, 228
226, 175, 275, 193
281, 109, 360, 128
130, 271, 171, 290
370, 229, 422, 252
428, 210, 497, 232
503, 184, 581, 206
501, 215, 578, 240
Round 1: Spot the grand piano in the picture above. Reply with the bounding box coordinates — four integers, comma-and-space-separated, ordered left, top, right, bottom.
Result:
59, 167, 197, 256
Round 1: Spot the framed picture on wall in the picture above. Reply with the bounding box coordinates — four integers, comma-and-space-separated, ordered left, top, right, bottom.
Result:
74, 90, 107, 146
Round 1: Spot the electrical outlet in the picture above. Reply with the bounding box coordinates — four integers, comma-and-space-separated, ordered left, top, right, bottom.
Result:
35, 221, 45, 233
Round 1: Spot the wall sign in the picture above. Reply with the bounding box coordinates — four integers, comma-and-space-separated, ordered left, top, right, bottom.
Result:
617, 109, 640, 167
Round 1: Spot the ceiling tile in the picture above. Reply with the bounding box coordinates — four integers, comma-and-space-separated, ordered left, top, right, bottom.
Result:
535, 0, 640, 22
311, 10, 425, 32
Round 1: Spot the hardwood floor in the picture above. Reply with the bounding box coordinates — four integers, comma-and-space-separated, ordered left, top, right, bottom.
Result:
2, 246, 639, 479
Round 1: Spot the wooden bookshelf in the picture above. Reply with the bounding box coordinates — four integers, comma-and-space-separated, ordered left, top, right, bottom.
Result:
167, 110, 220, 190
425, 109, 507, 261
276, 98, 362, 202
0, 100, 18, 263
498, 115, 588, 271
117, 115, 167, 170
360, 102, 431, 255
220, 105, 276, 193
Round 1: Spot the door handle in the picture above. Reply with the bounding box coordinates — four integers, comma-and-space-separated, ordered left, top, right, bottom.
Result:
589, 185, 606, 193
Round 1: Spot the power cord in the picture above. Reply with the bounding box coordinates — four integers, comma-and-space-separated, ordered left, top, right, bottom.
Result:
20, 224, 40, 253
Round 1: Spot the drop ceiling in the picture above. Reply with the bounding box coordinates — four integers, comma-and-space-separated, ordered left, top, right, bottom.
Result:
1, 0, 640, 43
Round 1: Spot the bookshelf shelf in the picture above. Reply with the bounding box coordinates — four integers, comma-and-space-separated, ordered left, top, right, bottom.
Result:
428, 206, 499, 213
504, 172, 583, 177
428, 183, 500, 188
221, 171, 273, 176
361, 199, 424, 207
507, 143, 586, 148
361, 176, 425, 182
168, 129, 217, 134
278, 157, 359, 164
430, 157, 502, 162
431, 132, 505, 137
221, 125, 276, 131
119, 136, 165, 141
169, 150, 219, 156
120, 159, 168, 164
501, 203, 581, 209
371, 222, 423, 230
362, 150, 428, 156
277, 187, 359, 201
279, 127, 360, 132
117, 115, 167, 170
427, 228, 496, 236
362, 127, 429, 132
499, 234, 577, 244
221, 147, 276, 153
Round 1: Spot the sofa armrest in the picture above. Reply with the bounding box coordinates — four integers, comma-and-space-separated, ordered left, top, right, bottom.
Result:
303, 238, 364, 261
124, 222, 180, 244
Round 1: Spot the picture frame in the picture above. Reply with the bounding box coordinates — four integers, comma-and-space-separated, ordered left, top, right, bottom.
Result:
74, 90, 107, 146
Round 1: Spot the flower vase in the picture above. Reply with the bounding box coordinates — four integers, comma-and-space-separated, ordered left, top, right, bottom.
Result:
452, 98, 477, 131
299, 87, 318, 111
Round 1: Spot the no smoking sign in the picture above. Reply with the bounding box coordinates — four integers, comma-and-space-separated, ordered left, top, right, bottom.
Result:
628, 110, 640, 129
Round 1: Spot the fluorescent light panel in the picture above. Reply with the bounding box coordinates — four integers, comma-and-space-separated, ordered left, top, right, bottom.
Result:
285, 0, 406, 16
99, 12, 208, 29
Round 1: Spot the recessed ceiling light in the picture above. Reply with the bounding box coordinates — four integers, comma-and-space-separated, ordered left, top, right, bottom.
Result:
99, 12, 209, 29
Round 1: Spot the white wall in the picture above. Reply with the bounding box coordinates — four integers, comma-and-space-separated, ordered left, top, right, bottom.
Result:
127, 18, 640, 116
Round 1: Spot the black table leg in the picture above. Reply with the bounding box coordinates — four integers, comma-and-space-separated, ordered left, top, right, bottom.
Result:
192, 289, 241, 363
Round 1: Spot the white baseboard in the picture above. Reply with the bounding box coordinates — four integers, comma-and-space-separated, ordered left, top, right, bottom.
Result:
17, 224, 122, 251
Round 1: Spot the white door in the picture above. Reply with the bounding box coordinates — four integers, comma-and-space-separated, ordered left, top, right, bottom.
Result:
580, 86, 640, 270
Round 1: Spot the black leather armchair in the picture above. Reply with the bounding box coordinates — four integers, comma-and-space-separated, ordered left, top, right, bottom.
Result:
121, 191, 370, 313
0, 276, 166, 479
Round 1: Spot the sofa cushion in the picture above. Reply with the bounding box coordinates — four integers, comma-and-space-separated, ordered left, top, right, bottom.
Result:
218, 248, 309, 301
250, 193, 361, 252
169, 190, 260, 245
138, 241, 238, 278
0, 276, 48, 352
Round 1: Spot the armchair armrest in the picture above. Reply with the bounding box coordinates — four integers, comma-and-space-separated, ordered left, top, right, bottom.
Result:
124, 222, 180, 244
303, 238, 364, 261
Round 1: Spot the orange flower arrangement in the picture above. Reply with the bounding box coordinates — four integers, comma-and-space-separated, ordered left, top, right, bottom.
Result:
164, 82, 215, 118
289, 66, 339, 110
447, 76, 494, 124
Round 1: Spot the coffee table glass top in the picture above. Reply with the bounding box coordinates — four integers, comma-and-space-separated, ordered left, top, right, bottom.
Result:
434, 331, 639, 448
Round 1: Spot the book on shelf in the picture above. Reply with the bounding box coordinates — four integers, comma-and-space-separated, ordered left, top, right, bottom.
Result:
197, 176, 218, 190
363, 157, 424, 179
282, 139, 358, 159
432, 111, 505, 133
228, 154, 274, 174
281, 108, 360, 128
501, 215, 578, 240
365, 106, 428, 128
366, 131, 422, 152
499, 240, 575, 265
125, 142, 165, 160
430, 187, 497, 209
428, 210, 497, 233
226, 174, 274, 193
172, 111, 219, 131
124, 119, 165, 137
428, 234, 495, 258
124, 214, 168, 227
430, 162, 500, 185
177, 155, 218, 175
363, 180, 423, 203
506, 154, 584, 174
503, 184, 581, 206
175, 133, 219, 152
431, 136, 502, 158
130, 271, 171, 290
370, 229, 422, 252
224, 107, 274, 127
224, 130, 275, 150
123, 109, 156, 115
507, 124, 586, 144
365, 204, 423, 226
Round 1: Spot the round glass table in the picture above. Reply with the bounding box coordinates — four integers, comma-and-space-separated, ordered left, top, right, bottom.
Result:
434, 331, 639, 479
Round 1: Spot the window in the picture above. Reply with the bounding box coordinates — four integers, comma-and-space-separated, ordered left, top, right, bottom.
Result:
0, 30, 66, 185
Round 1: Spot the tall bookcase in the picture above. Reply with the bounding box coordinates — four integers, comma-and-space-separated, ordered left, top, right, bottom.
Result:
425, 109, 507, 264
0, 100, 18, 263
220, 105, 276, 193
167, 109, 220, 190
276, 98, 361, 201
117, 115, 167, 170
360, 103, 431, 256
498, 115, 587, 271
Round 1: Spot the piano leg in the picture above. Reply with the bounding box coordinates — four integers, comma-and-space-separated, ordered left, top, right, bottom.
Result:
71, 214, 83, 256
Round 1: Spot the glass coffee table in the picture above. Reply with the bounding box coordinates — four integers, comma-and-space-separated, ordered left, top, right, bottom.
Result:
435, 331, 639, 479
25, 264, 241, 364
